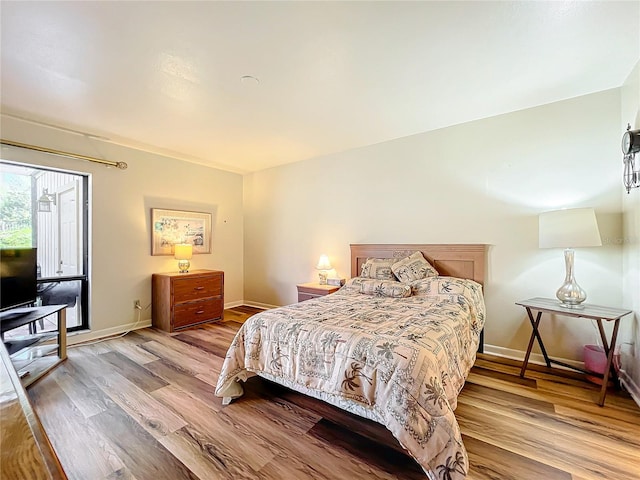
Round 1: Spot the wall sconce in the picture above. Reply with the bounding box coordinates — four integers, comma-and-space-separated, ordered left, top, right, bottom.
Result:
622, 124, 640, 193
37, 188, 56, 212
174, 243, 193, 273
316, 254, 332, 285
539, 207, 602, 309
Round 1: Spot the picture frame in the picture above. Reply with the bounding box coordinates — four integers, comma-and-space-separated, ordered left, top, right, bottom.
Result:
151, 208, 212, 255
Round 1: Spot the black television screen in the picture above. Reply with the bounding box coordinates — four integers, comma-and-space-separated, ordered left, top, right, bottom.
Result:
1, 248, 37, 312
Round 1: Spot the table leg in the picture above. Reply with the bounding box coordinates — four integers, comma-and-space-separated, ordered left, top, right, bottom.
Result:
520, 309, 543, 377
596, 320, 610, 354
598, 318, 620, 407
57, 308, 67, 361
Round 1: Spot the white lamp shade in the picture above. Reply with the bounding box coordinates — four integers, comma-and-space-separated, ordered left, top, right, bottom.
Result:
316, 254, 332, 270
539, 208, 602, 249
174, 243, 193, 260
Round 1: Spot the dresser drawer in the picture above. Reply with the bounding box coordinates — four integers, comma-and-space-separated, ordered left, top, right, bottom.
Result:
298, 292, 321, 302
173, 298, 223, 329
173, 274, 223, 303
297, 283, 340, 303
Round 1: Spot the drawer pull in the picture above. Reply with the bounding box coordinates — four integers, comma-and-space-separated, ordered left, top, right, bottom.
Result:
194, 286, 205, 290
196, 310, 205, 314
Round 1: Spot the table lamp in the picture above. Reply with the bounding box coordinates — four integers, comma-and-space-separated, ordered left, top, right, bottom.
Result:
539, 208, 602, 309
316, 254, 332, 285
174, 243, 193, 274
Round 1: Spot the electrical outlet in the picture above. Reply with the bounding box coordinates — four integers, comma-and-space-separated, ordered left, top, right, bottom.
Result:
134, 299, 142, 310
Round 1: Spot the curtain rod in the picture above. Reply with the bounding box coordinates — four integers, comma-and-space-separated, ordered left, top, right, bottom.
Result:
0, 139, 128, 170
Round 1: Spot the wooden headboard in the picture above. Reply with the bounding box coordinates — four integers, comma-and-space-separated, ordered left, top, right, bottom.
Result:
350, 243, 487, 286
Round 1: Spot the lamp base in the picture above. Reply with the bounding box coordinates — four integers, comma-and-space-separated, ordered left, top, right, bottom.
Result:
178, 259, 190, 274
558, 302, 586, 310
556, 248, 586, 309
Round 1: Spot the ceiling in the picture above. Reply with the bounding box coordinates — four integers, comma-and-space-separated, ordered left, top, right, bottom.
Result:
1, 1, 638, 174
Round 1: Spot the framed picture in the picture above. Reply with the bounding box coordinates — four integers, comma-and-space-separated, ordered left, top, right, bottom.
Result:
151, 208, 212, 255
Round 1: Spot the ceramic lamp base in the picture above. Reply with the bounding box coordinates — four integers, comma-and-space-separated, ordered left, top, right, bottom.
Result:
178, 259, 190, 273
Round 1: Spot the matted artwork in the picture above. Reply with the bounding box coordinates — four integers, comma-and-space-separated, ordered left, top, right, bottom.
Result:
151, 208, 211, 255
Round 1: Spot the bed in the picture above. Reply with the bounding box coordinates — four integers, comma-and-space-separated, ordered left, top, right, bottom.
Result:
215, 243, 487, 480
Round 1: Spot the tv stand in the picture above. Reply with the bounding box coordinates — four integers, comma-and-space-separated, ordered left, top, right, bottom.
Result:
0, 304, 67, 387
0, 309, 68, 479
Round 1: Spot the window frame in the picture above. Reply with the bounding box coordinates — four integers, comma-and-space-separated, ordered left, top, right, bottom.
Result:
1, 160, 90, 332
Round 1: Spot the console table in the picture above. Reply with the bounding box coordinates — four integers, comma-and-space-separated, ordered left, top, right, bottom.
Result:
516, 297, 632, 406
0, 305, 67, 387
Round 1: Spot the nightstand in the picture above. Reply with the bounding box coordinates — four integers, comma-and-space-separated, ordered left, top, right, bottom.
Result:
516, 297, 632, 406
297, 283, 340, 302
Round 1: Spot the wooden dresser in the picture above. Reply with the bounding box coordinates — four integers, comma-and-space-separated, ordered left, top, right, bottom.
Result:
152, 269, 224, 332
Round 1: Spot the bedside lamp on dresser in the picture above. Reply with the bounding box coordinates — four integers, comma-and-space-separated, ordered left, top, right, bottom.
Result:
316, 254, 332, 285
174, 243, 193, 274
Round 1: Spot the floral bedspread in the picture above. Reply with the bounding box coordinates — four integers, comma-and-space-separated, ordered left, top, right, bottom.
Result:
215, 277, 485, 480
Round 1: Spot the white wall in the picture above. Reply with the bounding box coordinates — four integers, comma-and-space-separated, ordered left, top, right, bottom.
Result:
1, 115, 244, 342
620, 60, 640, 403
244, 89, 624, 362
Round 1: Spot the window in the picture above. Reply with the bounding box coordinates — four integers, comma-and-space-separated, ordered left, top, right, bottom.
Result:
1, 162, 89, 332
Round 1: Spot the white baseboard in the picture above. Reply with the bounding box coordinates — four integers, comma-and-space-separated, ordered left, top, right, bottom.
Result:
619, 369, 640, 408
242, 300, 278, 310
224, 300, 245, 309
67, 301, 263, 346
483, 344, 584, 371
67, 319, 152, 346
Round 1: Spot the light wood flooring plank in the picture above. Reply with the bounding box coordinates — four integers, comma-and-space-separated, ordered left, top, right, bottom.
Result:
474, 355, 588, 386
457, 391, 640, 464
466, 370, 640, 424
166, 424, 265, 480
103, 334, 161, 365
144, 358, 224, 411
93, 371, 187, 440
172, 330, 233, 358
221, 382, 321, 435
98, 351, 169, 393
137, 339, 223, 377
151, 383, 276, 472
463, 434, 571, 480
456, 402, 637, 480
553, 404, 640, 444
49, 358, 116, 419
28, 375, 128, 480
89, 406, 198, 480
535, 378, 639, 411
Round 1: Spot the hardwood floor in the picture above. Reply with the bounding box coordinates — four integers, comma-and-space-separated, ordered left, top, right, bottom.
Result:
28, 306, 640, 480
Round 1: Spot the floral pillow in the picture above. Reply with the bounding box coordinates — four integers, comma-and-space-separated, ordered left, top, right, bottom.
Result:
344, 277, 411, 298
410, 276, 476, 296
391, 251, 439, 283
360, 257, 396, 280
